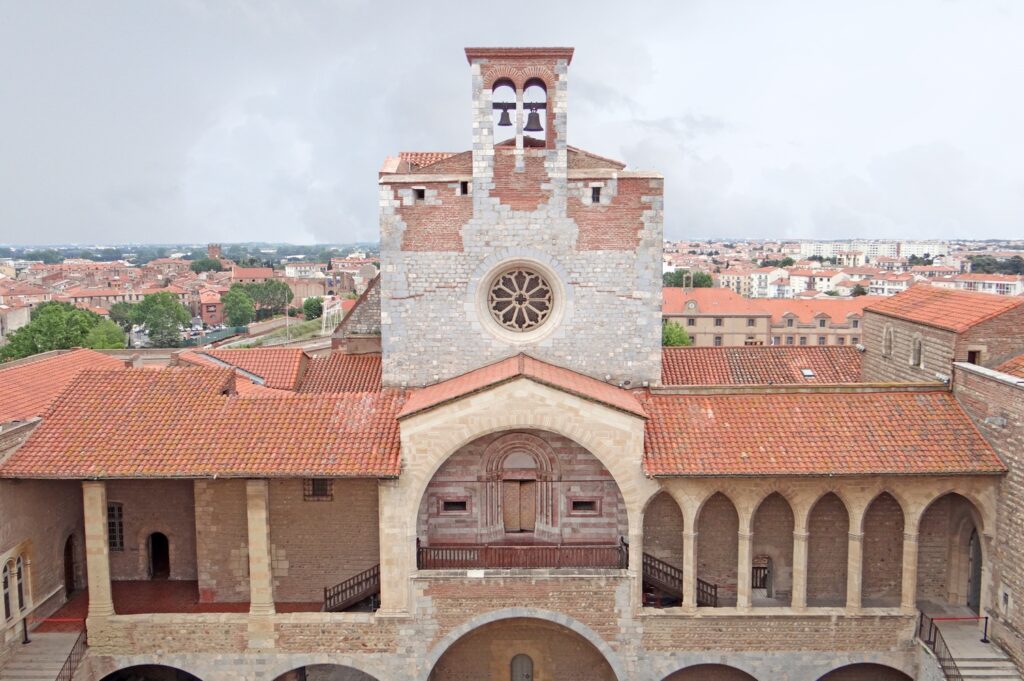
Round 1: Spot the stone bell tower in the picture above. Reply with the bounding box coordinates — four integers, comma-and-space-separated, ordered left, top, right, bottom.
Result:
378, 47, 664, 388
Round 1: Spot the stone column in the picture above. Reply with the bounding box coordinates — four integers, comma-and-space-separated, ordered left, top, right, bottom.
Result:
846, 532, 864, 609
737, 531, 753, 609
377, 479, 410, 616
628, 531, 643, 612
901, 532, 919, 611
245, 479, 275, 615
682, 531, 697, 608
791, 530, 809, 609
82, 481, 114, 618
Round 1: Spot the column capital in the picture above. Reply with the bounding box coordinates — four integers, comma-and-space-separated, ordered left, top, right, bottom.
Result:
848, 532, 865, 542
793, 531, 810, 541
903, 532, 919, 543
738, 531, 754, 541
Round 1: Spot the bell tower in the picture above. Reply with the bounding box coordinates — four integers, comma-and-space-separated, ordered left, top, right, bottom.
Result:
378, 48, 664, 388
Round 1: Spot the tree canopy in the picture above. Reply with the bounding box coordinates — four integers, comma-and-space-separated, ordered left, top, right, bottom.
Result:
84, 319, 127, 349
189, 258, 224, 274
0, 302, 102, 361
135, 292, 191, 347
760, 257, 795, 268
663, 270, 714, 288
233, 280, 294, 318
222, 288, 255, 326
302, 296, 323, 320
662, 322, 693, 347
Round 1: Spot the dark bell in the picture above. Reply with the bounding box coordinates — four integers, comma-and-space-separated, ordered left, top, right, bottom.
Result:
497, 109, 513, 127
524, 110, 543, 132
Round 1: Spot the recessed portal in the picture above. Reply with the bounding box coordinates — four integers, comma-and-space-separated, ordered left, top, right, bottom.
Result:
148, 532, 170, 579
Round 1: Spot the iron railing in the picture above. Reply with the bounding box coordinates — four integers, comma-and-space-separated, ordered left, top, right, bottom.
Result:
56, 629, 87, 681
918, 612, 965, 681
697, 577, 718, 607
323, 564, 380, 612
417, 540, 628, 570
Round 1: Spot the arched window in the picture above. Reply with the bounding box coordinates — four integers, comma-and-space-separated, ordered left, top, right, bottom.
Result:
15, 556, 25, 611
522, 78, 548, 144
491, 79, 517, 142
883, 326, 895, 357
511, 654, 534, 681
911, 336, 923, 369
2, 562, 10, 620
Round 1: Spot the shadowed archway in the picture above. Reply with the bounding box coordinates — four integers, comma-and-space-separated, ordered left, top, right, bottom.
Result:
99, 666, 202, 681
816, 662, 912, 680
664, 664, 758, 680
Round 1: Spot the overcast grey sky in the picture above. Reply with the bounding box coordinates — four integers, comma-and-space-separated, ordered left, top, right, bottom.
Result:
1, 0, 1022, 246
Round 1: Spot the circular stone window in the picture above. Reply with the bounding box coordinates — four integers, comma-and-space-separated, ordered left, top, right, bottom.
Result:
487, 267, 553, 332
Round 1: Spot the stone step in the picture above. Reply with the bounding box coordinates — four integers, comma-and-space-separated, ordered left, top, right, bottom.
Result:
0, 632, 80, 681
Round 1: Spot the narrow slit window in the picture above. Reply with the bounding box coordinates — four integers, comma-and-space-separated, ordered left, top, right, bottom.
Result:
591, 186, 601, 203
570, 499, 600, 515
442, 500, 468, 513
107, 502, 124, 552
460, 181, 470, 195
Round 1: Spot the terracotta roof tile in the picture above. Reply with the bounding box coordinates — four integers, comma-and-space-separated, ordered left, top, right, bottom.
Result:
662, 287, 767, 316
996, 354, 1024, 379
398, 152, 457, 167
0, 368, 402, 478
200, 348, 307, 390
641, 390, 1005, 476
398, 354, 646, 419
0, 349, 126, 423
299, 354, 382, 393
662, 346, 862, 385
865, 285, 1024, 333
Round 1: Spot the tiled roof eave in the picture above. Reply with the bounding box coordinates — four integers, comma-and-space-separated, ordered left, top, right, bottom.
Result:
644, 468, 1007, 478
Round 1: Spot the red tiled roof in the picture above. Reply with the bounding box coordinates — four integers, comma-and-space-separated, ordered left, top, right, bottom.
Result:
399, 152, 457, 168
662, 288, 768, 316
662, 346, 862, 385
996, 354, 1024, 379
200, 348, 307, 390
641, 390, 1005, 476
756, 297, 879, 325
0, 349, 126, 423
398, 354, 646, 419
865, 285, 1024, 333
299, 354, 382, 393
230, 266, 274, 279
0, 368, 403, 479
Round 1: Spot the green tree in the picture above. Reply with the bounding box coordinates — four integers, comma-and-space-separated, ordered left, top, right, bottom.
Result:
222, 288, 255, 326
663, 270, 714, 288
662, 322, 693, 347
851, 284, 869, 296
22, 249, 63, 264
303, 296, 323, 320
189, 258, 224, 274
0, 302, 101, 361
237, 280, 294, 318
760, 257, 795, 268
108, 301, 140, 330
136, 292, 191, 347
84, 319, 126, 349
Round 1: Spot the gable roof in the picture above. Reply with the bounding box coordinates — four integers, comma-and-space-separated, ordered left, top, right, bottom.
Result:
0, 349, 126, 423
195, 348, 307, 390
299, 354, 382, 393
398, 354, 646, 419
641, 390, 1005, 477
996, 354, 1024, 380
865, 285, 1024, 333
661, 346, 862, 386
0, 367, 403, 479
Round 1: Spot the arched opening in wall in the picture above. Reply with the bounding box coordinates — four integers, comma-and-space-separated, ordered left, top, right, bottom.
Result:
861, 492, 904, 607
916, 492, 985, 613
272, 665, 380, 681
807, 492, 848, 606
641, 491, 684, 608
429, 617, 616, 681
491, 79, 517, 145
696, 493, 739, 607
663, 664, 758, 680
416, 430, 628, 570
64, 535, 77, 597
751, 492, 794, 607
815, 662, 912, 680
522, 78, 548, 147
147, 532, 170, 579
99, 665, 203, 681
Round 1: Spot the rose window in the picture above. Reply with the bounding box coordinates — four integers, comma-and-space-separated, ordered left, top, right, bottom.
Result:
488, 268, 553, 332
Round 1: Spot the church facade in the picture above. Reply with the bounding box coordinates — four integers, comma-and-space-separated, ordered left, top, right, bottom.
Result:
0, 48, 1021, 681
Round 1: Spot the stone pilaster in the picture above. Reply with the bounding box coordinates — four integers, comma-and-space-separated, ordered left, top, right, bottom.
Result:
83, 481, 115, 618
737, 531, 753, 609
901, 532, 919, 611
245, 479, 275, 616
846, 532, 864, 609
682, 531, 697, 608
791, 530, 809, 610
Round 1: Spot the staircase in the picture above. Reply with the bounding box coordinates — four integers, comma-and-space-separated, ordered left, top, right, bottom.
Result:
322, 564, 380, 613
0, 631, 82, 681
919, 612, 1022, 681
641, 553, 718, 607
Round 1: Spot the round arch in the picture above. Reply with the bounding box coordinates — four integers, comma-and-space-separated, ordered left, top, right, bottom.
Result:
420, 608, 625, 681
915, 492, 988, 612
815, 662, 912, 680
271, 664, 381, 681
663, 663, 758, 680
99, 665, 203, 681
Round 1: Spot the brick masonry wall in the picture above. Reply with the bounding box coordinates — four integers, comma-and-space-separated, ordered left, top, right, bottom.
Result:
644, 493, 685, 570
274, 614, 397, 654
807, 493, 848, 605
752, 493, 794, 601
862, 493, 904, 606
697, 493, 739, 605
952, 365, 1024, 668
418, 430, 627, 546
86, 614, 248, 655
429, 617, 617, 681
960, 306, 1024, 369
860, 311, 957, 383
195, 479, 250, 602
915, 494, 979, 603
268, 478, 380, 602
106, 479, 197, 581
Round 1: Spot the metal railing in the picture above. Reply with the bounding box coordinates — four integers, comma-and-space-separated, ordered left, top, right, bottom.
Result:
323, 564, 380, 612
56, 629, 87, 681
697, 577, 719, 607
417, 539, 628, 570
917, 611, 991, 681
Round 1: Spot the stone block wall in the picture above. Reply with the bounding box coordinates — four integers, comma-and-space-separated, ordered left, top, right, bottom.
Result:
195, 479, 250, 602
860, 311, 956, 383
268, 479, 380, 602
106, 480, 196, 581
807, 493, 848, 605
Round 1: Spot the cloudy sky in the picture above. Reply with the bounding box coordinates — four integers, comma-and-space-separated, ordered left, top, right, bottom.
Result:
1, 0, 1022, 245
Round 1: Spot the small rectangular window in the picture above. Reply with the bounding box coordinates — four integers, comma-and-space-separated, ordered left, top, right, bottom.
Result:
837, 337, 846, 345
570, 499, 600, 515
747, 318, 756, 327
786, 336, 794, 345
107, 502, 124, 551
818, 319, 826, 328
591, 186, 601, 203
686, 318, 696, 327
799, 336, 807, 346
852, 320, 859, 329
786, 318, 794, 327
459, 181, 470, 195
773, 336, 781, 345
303, 478, 333, 501
413, 188, 426, 201
714, 318, 723, 327
714, 336, 723, 347
442, 500, 468, 513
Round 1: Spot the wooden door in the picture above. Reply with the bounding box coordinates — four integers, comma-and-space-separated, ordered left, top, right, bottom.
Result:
511, 654, 534, 681
519, 481, 537, 532
503, 481, 521, 532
